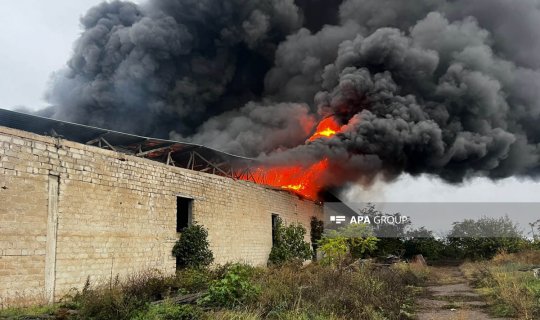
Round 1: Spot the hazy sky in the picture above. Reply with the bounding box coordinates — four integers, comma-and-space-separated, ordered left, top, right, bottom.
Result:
1, 0, 540, 202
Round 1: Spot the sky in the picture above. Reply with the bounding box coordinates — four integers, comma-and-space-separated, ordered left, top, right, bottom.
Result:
1, 0, 540, 203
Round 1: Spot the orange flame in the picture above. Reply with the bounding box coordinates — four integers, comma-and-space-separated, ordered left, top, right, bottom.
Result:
239, 116, 343, 200
250, 159, 330, 200
308, 117, 341, 141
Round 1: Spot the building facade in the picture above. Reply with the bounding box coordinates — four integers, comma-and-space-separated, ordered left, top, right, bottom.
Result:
0, 125, 323, 306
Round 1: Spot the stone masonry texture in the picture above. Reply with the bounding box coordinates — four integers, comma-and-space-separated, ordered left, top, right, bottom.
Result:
0, 126, 323, 306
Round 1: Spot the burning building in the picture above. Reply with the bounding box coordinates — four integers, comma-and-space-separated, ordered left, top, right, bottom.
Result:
3, 0, 540, 307
0, 109, 324, 305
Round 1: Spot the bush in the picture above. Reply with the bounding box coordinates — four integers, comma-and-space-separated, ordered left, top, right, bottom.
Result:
318, 236, 349, 267
448, 216, 526, 260
268, 217, 312, 266
199, 264, 261, 307
175, 268, 215, 293
372, 238, 404, 257
319, 224, 378, 266
133, 302, 206, 320
173, 223, 214, 269
403, 227, 447, 260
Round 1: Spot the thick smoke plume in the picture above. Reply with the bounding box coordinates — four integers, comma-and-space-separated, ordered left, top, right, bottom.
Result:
47, 0, 540, 188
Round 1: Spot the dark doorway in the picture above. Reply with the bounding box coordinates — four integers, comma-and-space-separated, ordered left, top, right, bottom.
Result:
176, 197, 193, 232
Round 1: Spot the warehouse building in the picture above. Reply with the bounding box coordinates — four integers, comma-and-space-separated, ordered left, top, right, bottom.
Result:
0, 109, 323, 306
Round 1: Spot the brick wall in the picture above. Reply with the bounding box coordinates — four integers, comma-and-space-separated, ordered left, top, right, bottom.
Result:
0, 126, 323, 306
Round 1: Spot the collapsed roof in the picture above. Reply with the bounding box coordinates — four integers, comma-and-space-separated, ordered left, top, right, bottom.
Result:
0, 108, 258, 181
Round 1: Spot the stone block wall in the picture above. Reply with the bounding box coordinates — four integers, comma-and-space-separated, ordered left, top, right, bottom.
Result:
0, 126, 323, 306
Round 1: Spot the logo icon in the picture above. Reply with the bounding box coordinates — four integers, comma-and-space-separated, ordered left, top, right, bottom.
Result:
330, 216, 346, 224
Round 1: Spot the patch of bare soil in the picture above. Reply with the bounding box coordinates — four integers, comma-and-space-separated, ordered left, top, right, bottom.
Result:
415, 266, 510, 320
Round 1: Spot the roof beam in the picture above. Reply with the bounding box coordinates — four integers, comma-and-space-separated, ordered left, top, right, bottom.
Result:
136, 145, 173, 157
192, 151, 232, 178
100, 137, 117, 151
86, 135, 104, 145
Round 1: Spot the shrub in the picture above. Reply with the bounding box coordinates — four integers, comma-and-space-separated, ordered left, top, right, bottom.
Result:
173, 223, 214, 269
319, 224, 378, 266
268, 217, 312, 266
318, 236, 349, 267
371, 238, 404, 257
199, 264, 261, 307
448, 216, 526, 260
175, 268, 215, 293
403, 227, 447, 260
133, 302, 206, 320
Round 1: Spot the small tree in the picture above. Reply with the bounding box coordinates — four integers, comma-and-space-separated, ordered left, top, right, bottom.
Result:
268, 217, 312, 265
318, 237, 349, 268
173, 223, 214, 269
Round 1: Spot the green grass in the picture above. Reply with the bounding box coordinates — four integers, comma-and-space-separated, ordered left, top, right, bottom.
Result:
0, 304, 58, 319
132, 301, 206, 320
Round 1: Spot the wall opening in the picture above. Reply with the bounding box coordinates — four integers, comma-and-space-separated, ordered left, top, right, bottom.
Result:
271, 214, 279, 246
176, 197, 193, 232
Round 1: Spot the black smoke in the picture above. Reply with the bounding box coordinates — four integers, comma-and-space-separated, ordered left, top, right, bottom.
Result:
47, 0, 540, 186
48, 0, 302, 136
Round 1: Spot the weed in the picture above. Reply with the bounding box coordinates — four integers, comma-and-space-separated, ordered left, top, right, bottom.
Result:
199, 264, 261, 308
132, 301, 206, 320
463, 250, 540, 319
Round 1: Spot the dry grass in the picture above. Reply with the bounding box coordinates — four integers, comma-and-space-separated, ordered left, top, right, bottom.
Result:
392, 261, 431, 282
0, 262, 427, 320
249, 262, 419, 319
59, 269, 182, 320
427, 267, 462, 285
0, 291, 48, 310
207, 309, 347, 320
462, 250, 540, 320
491, 249, 540, 265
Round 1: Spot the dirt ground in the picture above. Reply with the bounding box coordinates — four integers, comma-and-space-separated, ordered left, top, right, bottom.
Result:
415, 266, 510, 320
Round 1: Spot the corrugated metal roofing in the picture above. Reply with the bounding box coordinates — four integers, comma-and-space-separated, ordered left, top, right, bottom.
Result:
0, 108, 255, 174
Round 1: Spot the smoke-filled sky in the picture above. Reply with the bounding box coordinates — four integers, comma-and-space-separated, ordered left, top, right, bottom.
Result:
2, 0, 540, 202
